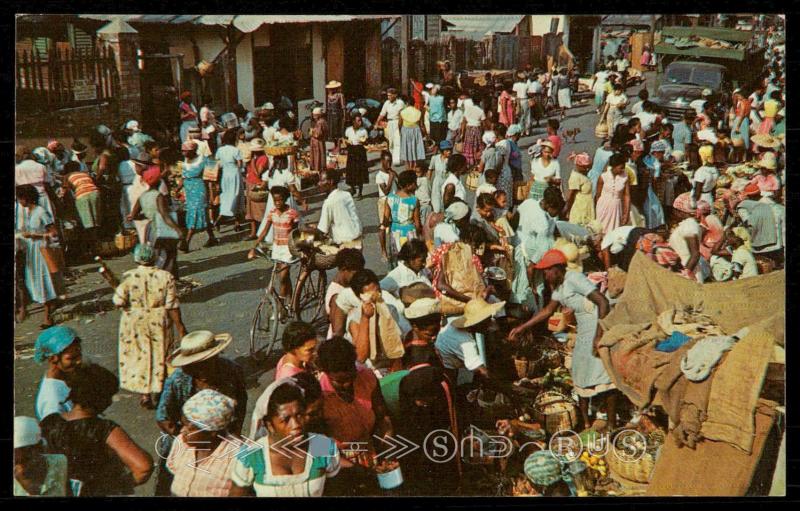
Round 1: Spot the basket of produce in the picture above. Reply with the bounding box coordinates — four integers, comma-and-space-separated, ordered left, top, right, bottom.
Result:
605, 429, 665, 484
532, 390, 577, 435
265, 144, 297, 157
114, 230, 138, 252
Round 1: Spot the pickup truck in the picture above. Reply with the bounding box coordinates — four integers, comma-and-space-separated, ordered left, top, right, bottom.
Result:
651, 26, 765, 121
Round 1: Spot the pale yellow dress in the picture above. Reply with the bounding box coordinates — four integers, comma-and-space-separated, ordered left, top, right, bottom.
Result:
113, 265, 179, 394
568, 171, 595, 226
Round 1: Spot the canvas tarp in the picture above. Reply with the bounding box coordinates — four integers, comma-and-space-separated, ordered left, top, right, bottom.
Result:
597, 252, 784, 451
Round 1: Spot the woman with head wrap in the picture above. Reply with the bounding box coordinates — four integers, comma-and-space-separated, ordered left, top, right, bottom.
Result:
595, 152, 631, 235
565, 152, 595, 225
41, 363, 153, 496
691, 144, 720, 208
232, 380, 341, 497
34, 326, 83, 421
641, 140, 667, 229
166, 389, 238, 496
430, 223, 491, 316
729, 88, 751, 162
112, 244, 187, 408
433, 199, 471, 248
15, 184, 64, 327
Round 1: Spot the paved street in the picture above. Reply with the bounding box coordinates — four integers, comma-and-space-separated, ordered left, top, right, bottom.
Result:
14, 76, 650, 495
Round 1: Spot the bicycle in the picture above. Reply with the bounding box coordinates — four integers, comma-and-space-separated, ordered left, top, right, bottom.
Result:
249, 233, 328, 357
298, 99, 325, 145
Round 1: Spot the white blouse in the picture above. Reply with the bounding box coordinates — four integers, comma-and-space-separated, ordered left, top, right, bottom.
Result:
345, 126, 368, 145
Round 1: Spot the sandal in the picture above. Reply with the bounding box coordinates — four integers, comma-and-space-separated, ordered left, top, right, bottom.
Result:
139, 395, 156, 409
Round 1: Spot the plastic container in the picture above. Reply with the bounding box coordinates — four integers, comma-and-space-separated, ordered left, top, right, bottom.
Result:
376, 466, 403, 489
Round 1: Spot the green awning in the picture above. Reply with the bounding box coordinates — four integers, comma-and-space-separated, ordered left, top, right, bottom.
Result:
654, 43, 746, 61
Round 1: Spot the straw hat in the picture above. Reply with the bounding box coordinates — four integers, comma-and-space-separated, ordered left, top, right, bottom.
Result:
752, 134, 781, 150
169, 330, 233, 367
404, 297, 441, 320
249, 138, 267, 152
325, 80, 342, 89
539, 140, 555, 152
758, 152, 778, 170
451, 297, 505, 329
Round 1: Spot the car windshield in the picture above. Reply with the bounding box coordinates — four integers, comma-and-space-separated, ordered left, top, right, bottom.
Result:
666, 65, 722, 88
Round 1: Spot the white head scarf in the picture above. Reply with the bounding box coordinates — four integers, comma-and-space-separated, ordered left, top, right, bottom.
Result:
249, 377, 304, 440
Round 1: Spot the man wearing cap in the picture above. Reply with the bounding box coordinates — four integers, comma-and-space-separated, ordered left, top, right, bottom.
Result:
403, 297, 443, 368
509, 249, 615, 430
33, 326, 83, 421
737, 180, 785, 267
376, 88, 406, 166
125, 120, 154, 158
689, 88, 713, 117
153, 330, 247, 495
14, 416, 69, 496
309, 106, 328, 172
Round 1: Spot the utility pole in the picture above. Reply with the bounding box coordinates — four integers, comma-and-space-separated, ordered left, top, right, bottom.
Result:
400, 15, 410, 96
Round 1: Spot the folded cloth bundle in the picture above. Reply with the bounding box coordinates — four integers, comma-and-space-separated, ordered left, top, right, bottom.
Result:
656, 331, 692, 353
710, 255, 734, 282
680, 328, 750, 382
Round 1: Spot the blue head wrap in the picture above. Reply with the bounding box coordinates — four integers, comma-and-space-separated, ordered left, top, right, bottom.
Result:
133, 244, 156, 266
34, 326, 78, 364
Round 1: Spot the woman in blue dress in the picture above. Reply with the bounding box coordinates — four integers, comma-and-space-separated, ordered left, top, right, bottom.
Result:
180, 140, 218, 251
642, 140, 667, 229
214, 129, 244, 231
16, 185, 64, 327
382, 171, 422, 269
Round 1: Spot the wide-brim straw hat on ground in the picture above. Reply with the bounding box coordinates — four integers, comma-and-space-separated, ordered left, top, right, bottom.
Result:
325, 80, 342, 89
452, 298, 506, 329
169, 330, 233, 367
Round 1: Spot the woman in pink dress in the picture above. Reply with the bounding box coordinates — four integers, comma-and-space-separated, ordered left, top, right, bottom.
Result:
498, 80, 515, 127
594, 153, 630, 235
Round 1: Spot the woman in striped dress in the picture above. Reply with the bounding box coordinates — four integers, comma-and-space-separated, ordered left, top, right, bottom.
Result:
15, 185, 64, 327
62, 162, 101, 248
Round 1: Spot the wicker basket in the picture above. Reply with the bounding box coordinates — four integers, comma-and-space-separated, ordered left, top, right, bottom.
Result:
115, 230, 137, 252
514, 357, 531, 379
265, 145, 297, 157
605, 429, 664, 484
287, 230, 338, 270
96, 240, 118, 257
465, 169, 481, 191
533, 390, 577, 435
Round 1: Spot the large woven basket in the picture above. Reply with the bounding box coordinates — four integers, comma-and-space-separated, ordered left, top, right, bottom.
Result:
605, 429, 665, 484
533, 390, 577, 435
115, 230, 137, 251
287, 230, 338, 270
265, 145, 297, 157
465, 170, 481, 191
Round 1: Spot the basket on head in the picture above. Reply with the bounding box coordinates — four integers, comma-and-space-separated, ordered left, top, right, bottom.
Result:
265, 145, 297, 157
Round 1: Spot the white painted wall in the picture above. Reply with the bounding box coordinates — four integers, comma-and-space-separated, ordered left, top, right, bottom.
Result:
529, 15, 567, 36
236, 33, 254, 110
311, 24, 326, 103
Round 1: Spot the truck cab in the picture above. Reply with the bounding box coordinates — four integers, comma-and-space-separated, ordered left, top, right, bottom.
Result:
653, 61, 729, 120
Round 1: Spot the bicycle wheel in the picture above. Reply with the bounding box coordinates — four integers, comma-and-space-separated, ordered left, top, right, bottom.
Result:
250, 294, 279, 357
293, 268, 328, 324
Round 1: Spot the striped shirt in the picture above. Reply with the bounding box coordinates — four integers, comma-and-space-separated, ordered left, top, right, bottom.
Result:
166, 434, 239, 497
66, 172, 98, 199
268, 207, 299, 246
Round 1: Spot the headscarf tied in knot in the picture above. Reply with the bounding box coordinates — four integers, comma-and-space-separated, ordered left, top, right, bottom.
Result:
698, 144, 715, 165
444, 201, 469, 224
182, 389, 236, 432
568, 151, 592, 167
47, 139, 63, 152
34, 326, 78, 364
524, 450, 563, 487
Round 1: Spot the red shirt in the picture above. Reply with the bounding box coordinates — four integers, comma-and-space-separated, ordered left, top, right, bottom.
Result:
548, 134, 563, 158
411, 80, 424, 110
246, 154, 268, 185
268, 207, 299, 246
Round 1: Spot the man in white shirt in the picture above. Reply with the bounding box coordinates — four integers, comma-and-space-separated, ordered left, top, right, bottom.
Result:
446, 97, 464, 143
513, 74, 531, 134
689, 89, 713, 117
376, 88, 406, 166
316, 168, 363, 245
435, 298, 503, 384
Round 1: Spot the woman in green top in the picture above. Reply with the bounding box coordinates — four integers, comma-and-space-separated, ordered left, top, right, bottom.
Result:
230, 379, 342, 497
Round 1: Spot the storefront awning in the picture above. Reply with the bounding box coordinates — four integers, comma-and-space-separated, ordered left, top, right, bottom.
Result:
78, 14, 397, 33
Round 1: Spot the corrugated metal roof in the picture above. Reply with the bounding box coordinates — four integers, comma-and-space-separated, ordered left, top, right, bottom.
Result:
601, 15, 661, 27
79, 14, 395, 32
441, 15, 525, 35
